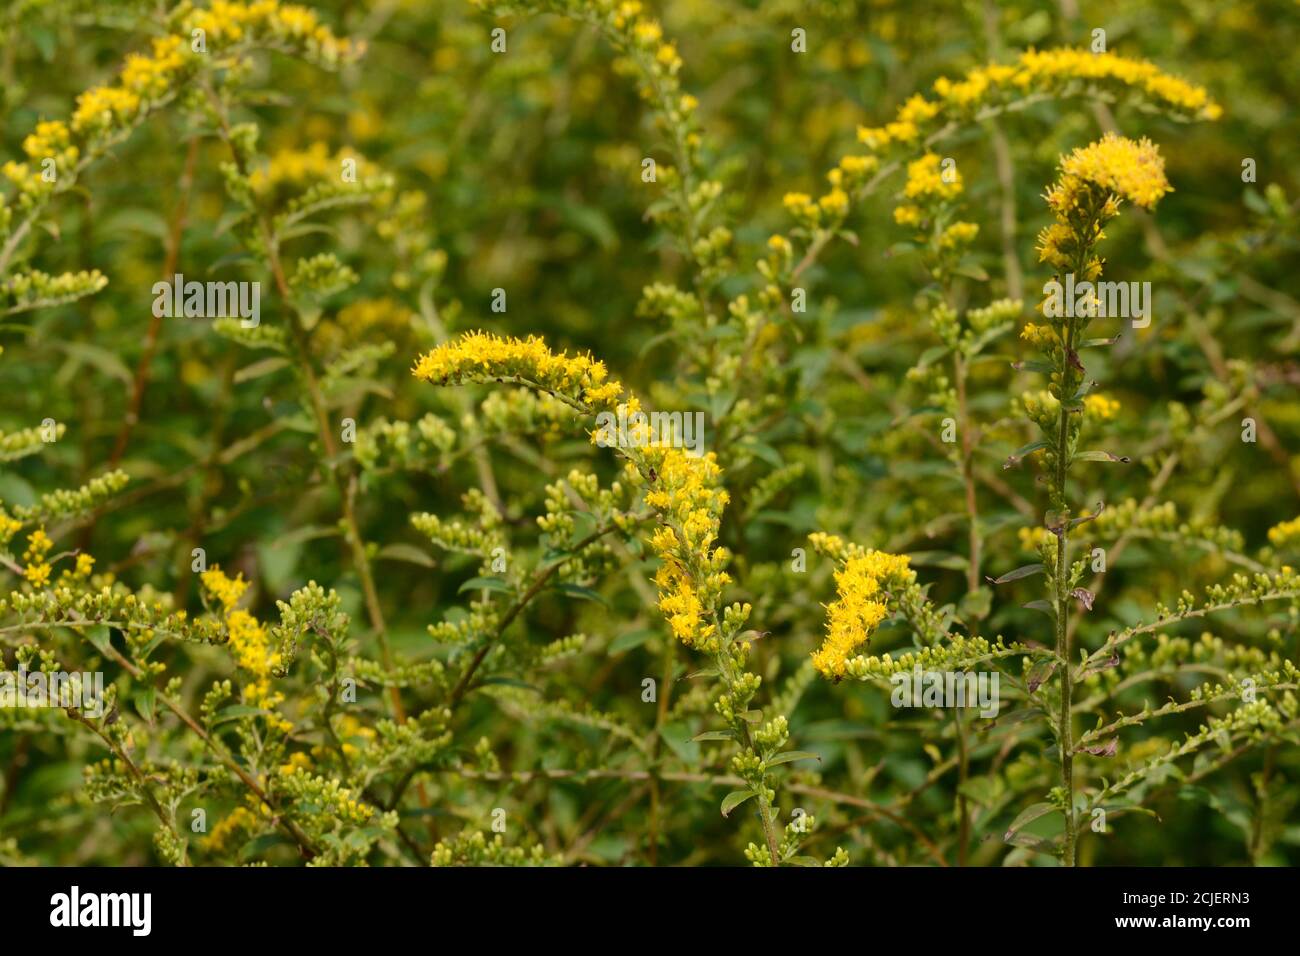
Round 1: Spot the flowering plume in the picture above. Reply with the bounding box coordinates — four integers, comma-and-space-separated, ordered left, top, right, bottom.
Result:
414, 332, 730, 649
1035, 134, 1170, 274
812, 551, 914, 679
1050, 132, 1171, 212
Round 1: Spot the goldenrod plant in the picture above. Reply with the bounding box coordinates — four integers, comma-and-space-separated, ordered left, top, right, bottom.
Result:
1, 0, 1298, 868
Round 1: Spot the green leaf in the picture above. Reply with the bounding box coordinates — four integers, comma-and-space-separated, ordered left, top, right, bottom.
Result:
690, 730, 734, 743
906, 550, 969, 571
1079, 335, 1121, 349
478, 677, 541, 693
458, 576, 512, 595
681, 668, 718, 681
958, 586, 992, 620
1004, 440, 1048, 468
234, 356, 291, 382
953, 261, 989, 282
1026, 658, 1058, 693
609, 627, 655, 654
916, 345, 950, 369
85, 625, 113, 656
1011, 359, 1054, 374
987, 563, 1045, 585
212, 705, 271, 726
552, 582, 608, 607
239, 832, 291, 862
133, 688, 156, 725
765, 750, 821, 767
375, 543, 435, 568
53, 342, 133, 387
1072, 450, 1131, 464
1003, 802, 1057, 842
721, 790, 757, 818
659, 721, 699, 763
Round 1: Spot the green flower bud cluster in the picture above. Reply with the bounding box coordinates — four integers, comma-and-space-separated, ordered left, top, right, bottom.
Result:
841, 632, 1027, 683
213, 316, 287, 351
2, 583, 226, 646
429, 830, 555, 867
476, 388, 578, 442
428, 596, 500, 647
366, 708, 454, 779
411, 511, 505, 559
1, 268, 107, 317
355, 414, 457, 473
0, 421, 66, 463
11, 469, 129, 523
352, 655, 448, 691
290, 252, 359, 300
1091, 498, 1249, 561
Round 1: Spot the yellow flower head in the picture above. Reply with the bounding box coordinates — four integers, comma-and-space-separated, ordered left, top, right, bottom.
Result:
903, 153, 962, 202
1049, 133, 1171, 213
413, 332, 622, 413
1268, 516, 1300, 549
202, 566, 249, 610
812, 550, 913, 679
939, 221, 979, 249
1084, 393, 1120, 421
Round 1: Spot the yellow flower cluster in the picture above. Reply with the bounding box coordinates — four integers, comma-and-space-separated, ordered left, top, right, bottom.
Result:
643, 448, 731, 649
185, 0, 362, 65
247, 142, 372, 201
1036, 135, 1169, 278
889, 153, 964, 234
4, 2, 363, 203
312, 713, 376, 761
612, 1, 682, 75
120, 36, 188, 98
1268, 517, 1300, 549
1084, 393, 1120, 420
201, 805, 261, 853
59, 552, 96, 586
812, 550, 914, 679
63, 32, 194, 147
0, 511, 23, 548
22, 527, 53, 588
201, 566, 249, 610
1015, 48, 1221, 119
201, 567, 289, 730
1018, 526, 1050, 552
858, 47, 1220, 154
904, 153, 962, 201
316, 296, 415, 354
1049, 132, 1171, 213
412, 332, 624, 411
413, 332, 733, 652
1019, 322, 1056, 346
3, 118, 80, 202
780, 154, 879, 233
939, 221, 979, 250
